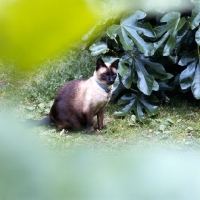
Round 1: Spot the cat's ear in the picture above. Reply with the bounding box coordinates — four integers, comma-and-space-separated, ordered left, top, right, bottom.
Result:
111, 59, 119, 69
96, 58, 106, 71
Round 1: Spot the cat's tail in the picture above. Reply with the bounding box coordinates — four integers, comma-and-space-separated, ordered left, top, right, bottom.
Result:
25, 115, 55, 128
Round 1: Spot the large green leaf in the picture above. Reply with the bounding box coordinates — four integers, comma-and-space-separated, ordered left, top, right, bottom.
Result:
121, 65, 135, 89
170, 23, 191, 63
153, 32, 169, 53
118, 60, 129, 77
134, 58, 159, 95
107, 24, 134, 50
180, 62, 196, 89
140, 55, 174, 80
195, 28, 200, 45
139, 94, 159, 116
111, 75, 125, 100
114, 93, 136, 116
191, 64, 200, 99
116, 50, 172, 95
154, 12, 186, 56
179, 50, 200, 99
114, 93, 158, 122
189, 0, 200, 29
178, 50, 197, 66
117, 56, 135, 89
107, 10, 156, 56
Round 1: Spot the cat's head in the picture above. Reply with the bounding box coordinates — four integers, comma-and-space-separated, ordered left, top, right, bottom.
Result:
95, 58, 119, 86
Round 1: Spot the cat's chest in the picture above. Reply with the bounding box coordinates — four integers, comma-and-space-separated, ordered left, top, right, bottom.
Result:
82, 88, 111, 114
93, 93, 108, 109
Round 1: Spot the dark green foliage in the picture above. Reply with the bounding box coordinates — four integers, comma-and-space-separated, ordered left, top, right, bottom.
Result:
89, 0, 200, 122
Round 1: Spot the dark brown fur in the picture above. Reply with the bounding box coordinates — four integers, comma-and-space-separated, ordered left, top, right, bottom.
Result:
48, 58, 118, 132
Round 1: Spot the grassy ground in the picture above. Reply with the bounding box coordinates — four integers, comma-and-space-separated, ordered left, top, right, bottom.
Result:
1, 50, 200, 154
27, 101, 200, 154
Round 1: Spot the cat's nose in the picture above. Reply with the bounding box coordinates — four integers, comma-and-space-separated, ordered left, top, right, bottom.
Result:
109, 78, 114, 85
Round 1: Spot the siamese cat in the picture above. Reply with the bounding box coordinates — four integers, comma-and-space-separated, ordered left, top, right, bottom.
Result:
33, 58, 119, 132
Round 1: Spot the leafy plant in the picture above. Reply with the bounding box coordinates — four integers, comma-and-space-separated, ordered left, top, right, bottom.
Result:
89, 0, 200, 122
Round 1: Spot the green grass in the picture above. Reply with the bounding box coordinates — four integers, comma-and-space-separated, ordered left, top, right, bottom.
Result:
28, 101, 200, 154
1, 49, 200, 154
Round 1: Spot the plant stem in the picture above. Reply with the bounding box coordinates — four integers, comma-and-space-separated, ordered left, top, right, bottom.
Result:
129, 88, 139, 93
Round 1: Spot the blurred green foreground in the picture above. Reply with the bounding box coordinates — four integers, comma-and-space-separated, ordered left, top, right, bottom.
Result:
1, 113, 200, 200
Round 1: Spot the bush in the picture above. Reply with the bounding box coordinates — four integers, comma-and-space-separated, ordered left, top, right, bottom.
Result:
88, 0, 200, 122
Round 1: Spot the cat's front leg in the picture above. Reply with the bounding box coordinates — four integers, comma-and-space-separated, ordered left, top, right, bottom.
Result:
97, 109, 104, 130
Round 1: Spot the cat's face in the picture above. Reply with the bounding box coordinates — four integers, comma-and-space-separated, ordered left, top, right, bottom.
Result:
95, 58, 119, 86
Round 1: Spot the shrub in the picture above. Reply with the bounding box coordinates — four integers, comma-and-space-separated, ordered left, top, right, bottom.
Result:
88, 0, 200, 122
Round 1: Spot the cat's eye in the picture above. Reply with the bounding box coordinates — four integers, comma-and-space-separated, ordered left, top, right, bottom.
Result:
102, 73, 108, 77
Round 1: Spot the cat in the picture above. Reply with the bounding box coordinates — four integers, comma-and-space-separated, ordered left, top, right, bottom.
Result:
31, 58, 119, 132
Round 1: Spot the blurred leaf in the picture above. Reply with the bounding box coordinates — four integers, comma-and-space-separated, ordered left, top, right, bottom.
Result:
0, 0, 100, 69
89, 41, 109, 56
